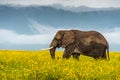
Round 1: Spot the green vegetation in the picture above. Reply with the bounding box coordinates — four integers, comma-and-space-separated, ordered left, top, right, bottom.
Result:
0, 50, 120, 80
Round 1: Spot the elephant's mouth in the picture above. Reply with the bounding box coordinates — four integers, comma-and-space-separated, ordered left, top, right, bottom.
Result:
57, 43, 61, 48
57, 41, 62, 48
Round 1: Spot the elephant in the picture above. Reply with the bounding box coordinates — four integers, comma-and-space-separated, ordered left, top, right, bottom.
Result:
49, 30, 110, 60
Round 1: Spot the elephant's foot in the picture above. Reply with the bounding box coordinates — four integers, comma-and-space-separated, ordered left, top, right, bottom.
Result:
72, 52, 80, 60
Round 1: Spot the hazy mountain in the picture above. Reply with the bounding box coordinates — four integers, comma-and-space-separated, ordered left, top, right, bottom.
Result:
0, 5, 120, 34
52, 4, 120, 12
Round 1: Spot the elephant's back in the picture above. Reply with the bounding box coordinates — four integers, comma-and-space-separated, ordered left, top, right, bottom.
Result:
89, 31, 108, 44
85, 31, 108, 48
71, 30, 108, 47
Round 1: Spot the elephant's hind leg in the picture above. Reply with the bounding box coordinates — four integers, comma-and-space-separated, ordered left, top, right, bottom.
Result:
102, 49, 107, 59
90, 49, 100, 60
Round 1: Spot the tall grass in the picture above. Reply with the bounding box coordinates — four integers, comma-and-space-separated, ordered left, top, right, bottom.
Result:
0, 50, 120, 80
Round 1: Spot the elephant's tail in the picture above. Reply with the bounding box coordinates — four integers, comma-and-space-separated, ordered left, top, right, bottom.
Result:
107, 47, 110, 60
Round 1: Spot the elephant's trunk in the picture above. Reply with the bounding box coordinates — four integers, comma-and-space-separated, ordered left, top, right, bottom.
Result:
49, 39, 58, 59
49, 47, 56, 59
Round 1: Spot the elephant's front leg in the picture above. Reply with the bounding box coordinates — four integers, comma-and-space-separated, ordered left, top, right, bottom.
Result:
72, 52, 80, 60
63, 45, 75, 59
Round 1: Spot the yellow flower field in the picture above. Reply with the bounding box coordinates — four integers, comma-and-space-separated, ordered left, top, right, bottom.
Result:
0, 50, 120, 80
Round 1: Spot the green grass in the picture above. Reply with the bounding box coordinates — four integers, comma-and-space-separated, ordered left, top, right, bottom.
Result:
0, 50, 120, 80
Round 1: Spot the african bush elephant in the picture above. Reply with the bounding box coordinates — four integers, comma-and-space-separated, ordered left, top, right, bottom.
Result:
49, 30, 110, 60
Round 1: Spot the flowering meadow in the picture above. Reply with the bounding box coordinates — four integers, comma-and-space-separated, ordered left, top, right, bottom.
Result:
0, 50, 120, 80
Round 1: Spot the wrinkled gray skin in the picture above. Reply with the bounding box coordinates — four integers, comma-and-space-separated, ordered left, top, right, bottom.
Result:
49, 30, 110, 60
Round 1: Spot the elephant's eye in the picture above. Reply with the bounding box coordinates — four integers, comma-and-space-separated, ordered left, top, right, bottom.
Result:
54, 38, 59, 41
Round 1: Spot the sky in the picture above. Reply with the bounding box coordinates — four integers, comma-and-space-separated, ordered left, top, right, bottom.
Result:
0, 0, 120, 51
0, 19, 59, 45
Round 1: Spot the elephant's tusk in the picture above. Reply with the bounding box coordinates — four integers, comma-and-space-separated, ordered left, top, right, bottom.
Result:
41, 47, 53, 50
49, 47, 54, 50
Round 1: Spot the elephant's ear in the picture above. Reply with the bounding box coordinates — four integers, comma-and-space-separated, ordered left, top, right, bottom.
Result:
62, 31, 75, 48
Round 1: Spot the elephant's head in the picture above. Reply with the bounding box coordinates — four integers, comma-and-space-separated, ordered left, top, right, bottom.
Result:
49, 30, 75, 59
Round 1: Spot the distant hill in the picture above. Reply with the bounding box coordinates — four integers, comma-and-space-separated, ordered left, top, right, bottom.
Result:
0, 5, 120, 34
52, 4, 120, 12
